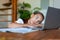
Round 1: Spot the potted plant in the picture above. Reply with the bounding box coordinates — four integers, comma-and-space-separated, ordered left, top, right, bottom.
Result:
18, 2, 31, 23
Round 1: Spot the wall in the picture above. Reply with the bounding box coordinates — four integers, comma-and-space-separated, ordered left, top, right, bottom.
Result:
18, 0, 41, 10
40, 0, 49, 17
53, 0, 60, 8
49, 0, 54, 7
49, 0, 60, 8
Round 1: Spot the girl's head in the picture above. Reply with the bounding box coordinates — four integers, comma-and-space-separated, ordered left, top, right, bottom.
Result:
28, 11, 44, 24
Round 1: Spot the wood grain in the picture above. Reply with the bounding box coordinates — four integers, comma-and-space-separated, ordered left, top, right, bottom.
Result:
12, 0, 17, 22
0, 29, 60, 40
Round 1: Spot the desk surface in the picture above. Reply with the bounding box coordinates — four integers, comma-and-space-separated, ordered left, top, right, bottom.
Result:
0, 29, 60, 40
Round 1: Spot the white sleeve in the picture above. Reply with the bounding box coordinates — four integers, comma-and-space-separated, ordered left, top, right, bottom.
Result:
15, 18, 24, 24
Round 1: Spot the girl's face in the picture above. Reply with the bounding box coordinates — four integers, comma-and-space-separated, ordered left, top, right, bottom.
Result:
28, 13, 43, 25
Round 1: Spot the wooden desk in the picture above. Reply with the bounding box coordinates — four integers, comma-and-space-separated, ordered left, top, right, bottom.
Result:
0, 29, 60, 40
23, 29, 60, 40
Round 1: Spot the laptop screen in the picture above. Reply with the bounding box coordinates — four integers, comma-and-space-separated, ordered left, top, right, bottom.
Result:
44, 7, 60, 29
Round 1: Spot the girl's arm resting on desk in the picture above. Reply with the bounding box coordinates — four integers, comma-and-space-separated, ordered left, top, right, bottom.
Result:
8, 23, 43, 28
8, 23, 29, 28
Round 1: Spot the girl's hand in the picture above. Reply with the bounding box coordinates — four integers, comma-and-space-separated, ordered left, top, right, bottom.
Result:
8, 23, 19, 28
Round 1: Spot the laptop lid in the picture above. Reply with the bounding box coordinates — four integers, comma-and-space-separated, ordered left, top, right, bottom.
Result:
44, 7, 60, 29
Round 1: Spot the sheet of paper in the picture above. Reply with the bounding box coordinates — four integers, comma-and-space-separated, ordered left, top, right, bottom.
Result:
0, 28, 41, 34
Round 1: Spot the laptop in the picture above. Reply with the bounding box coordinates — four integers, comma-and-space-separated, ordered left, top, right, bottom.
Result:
43, 7, 60, 30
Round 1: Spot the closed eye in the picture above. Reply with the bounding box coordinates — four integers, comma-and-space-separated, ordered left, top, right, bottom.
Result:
36, 16, 39, 19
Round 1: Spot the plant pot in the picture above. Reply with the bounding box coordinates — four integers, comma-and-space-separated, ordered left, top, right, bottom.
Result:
23, 19, 29, 24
